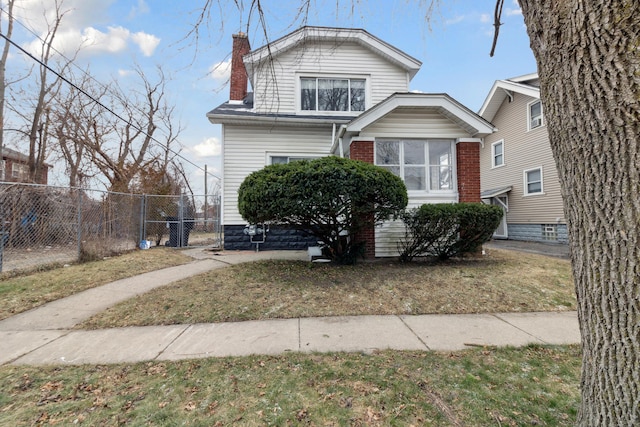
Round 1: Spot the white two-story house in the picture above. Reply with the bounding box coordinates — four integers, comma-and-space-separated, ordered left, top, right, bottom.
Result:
207, 26, 496, 256
479, 73, 567, 243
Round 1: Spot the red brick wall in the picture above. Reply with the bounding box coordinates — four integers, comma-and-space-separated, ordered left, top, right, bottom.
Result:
349, 140, 376, 258
456, 141, 481, 203
230, 33, 251, 102
350, 140, 374, 163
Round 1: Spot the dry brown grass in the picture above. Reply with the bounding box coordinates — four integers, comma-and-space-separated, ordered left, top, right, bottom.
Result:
80, 248, 575, 329
0, 247, 192, 320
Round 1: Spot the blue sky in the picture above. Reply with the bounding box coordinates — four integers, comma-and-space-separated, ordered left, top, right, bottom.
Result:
3, 0, 536, 193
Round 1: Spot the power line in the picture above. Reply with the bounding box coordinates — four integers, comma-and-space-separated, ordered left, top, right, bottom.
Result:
0, 7, 221, 182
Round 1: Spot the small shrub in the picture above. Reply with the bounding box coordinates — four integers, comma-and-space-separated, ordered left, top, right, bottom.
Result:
399, 203, 503, 262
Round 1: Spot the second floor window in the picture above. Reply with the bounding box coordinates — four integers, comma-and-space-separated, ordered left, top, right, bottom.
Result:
528, 100, 543, 130
301, 77, 366, 112
491, 140, 504, 168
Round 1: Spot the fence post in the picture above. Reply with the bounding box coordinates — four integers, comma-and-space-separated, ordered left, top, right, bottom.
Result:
139, 195, 146, 246
0, 210, 4, 273
77, 190, 82, 261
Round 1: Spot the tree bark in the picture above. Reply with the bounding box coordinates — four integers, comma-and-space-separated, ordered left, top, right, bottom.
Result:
518, 0, 640, 424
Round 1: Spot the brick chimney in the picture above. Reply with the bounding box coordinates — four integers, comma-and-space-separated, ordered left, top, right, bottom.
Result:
230, 32, 251, 103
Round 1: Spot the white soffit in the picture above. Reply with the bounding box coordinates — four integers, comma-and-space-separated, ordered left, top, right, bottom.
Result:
479, 80, 541, 122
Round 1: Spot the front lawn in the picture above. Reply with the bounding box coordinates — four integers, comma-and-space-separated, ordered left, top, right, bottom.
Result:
79, 248, 575, 329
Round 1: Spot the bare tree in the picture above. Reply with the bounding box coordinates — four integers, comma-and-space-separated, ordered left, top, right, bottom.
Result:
24, 0, 74, 184
0, 0, 16, 179
49, 69, 108, 188
84, 66, 183, 193
193, 0, 640, 424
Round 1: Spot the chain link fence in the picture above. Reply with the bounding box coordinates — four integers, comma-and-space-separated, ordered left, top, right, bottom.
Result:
0, 183, 221, 273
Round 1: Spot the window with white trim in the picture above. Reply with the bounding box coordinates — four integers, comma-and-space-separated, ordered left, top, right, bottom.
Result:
300, 77, 365, 112
528, 100, 543, 130
270, 155, 320, 165
491, 140, 504, 168
375, 139, 454, 191
524, 167, 543, 195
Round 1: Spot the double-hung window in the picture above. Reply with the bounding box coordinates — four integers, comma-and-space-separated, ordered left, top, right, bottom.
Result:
528, 100, 543, 130
491, 140, 504, 168
524, 167, 543, 195
375, 139, 454, 191
300, 77, 366, 112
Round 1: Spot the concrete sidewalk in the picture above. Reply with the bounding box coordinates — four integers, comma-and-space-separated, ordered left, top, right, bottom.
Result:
0, 247, 580, 366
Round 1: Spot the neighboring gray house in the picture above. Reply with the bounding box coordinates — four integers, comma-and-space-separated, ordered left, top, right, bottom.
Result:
479, 73, 567, 243
207, 26, 495, 256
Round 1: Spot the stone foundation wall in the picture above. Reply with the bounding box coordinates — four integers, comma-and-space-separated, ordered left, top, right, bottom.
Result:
507, 223, 568, 244
223, 225, 318, 251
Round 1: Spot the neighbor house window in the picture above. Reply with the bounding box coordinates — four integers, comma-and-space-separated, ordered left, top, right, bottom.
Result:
528, 100, 543, 130
491, 140, 504, 168
11, 163, 28, 180
524, 167, 543, 195
300, 77, 365, 112
375, 139, 454, 191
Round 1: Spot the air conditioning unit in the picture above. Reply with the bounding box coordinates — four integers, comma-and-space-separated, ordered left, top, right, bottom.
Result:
531, 117, 542, 128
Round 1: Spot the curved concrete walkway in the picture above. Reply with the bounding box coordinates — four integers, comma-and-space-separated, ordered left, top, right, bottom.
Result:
0, 246, 580, 366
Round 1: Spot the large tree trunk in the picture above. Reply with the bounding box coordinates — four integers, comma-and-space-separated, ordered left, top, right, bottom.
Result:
518, 1, 639, 424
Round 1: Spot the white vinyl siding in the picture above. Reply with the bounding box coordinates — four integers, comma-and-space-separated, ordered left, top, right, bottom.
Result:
359, 108, 474, 139
251, 41, 409, 114
480, 92, 564, 224
223, 124, 333, 224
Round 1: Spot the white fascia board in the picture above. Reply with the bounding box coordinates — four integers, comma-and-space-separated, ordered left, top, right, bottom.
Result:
346, 93, 495, 137
243, 27, 422, 80
508, 72, 539, 83
207, 113, 350, 127
478, 80, 541, 122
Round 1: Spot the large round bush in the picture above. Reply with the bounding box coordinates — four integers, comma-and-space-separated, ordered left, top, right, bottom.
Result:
238, 156, 408, 263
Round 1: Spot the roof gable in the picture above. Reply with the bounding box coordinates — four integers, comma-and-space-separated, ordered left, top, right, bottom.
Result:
479, 75, 540, 122
345, 93, 496, 138
243, 26, 422, 81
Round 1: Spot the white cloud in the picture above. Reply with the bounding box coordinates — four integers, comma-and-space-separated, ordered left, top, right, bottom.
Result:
209, 60, 231, 81
480, 13, 491, 24
118, 69, 134, 77
15, 1, 159, 58
131, 31, 160, 56
445, 15, 465, 26
191, 137, 222, 159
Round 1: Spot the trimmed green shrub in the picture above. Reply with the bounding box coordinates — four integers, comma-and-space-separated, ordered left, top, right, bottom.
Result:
238, 156, 408, 264
399, 203, 503, 262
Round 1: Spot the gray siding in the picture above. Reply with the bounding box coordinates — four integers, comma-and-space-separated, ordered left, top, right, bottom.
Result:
480, 93, 565, 226
251, 41, 409, 114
